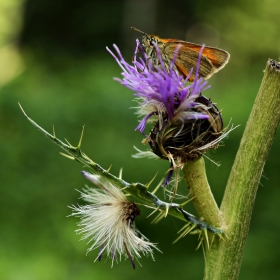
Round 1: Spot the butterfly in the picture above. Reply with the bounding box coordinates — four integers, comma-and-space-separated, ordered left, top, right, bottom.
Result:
132, 27, 230, 81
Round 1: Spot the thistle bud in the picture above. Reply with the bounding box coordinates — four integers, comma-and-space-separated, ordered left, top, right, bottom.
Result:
148, 94, 223, 162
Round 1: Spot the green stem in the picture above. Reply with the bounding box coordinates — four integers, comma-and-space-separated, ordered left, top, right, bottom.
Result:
204, 60, 280, 279
19, 103, 224, 235
183, 157, 223, 228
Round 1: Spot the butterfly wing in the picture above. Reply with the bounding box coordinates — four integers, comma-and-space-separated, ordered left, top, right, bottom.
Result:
180, 41, 230, 69
161, 40, 230, 80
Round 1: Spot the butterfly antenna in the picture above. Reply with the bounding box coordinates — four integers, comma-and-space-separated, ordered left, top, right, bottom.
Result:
131, 27, 147, 35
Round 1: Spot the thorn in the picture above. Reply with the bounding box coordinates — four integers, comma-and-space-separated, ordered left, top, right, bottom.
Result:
151, 211, 165, 224
180, 196, 195, 207
189, 229, 199, 235
52, 125, 56, 138
173, 226, 190, 244
64, 138, 72, 146
106, 165, 112, 172
60, 152, 75, 160
202, 242, 206, 263
146, 172, 158, 189
18, 102, 27, 117
177, 222, 190, 234
204, 229, 210, 250
182, 224, 197, 237
173, 223, 198, 243
118, 168, 123, 179
120, 184, 129, 193
198, 229, 202, 240
151, 178, 164, 194
196, 235, 204, 250
219, 233, 225, 241
210, 234, 215, 248
146, 207, 159, 218
225, 234, 229, 240
172, 236, 182, 244
78, 125, 85, 149
164, 205, 169, 217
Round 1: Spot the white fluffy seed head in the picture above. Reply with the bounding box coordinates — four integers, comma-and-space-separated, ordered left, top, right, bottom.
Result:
69, 172, 159, 268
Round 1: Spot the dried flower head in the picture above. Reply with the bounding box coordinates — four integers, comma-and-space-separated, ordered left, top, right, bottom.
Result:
69, 171, 158, 269
108, 41, 230, 193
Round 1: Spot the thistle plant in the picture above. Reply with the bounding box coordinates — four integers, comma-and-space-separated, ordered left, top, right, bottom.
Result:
20, 36, 280, 279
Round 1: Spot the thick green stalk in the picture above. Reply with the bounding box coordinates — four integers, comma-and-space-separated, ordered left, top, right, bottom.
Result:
204, 60, 280, 279
183, 157, 223, 228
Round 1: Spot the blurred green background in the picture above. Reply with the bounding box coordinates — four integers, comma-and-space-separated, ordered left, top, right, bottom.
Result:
0, 0, 279, 279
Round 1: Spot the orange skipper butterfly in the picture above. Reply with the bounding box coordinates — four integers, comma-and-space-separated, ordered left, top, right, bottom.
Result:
132, 27, 230, 81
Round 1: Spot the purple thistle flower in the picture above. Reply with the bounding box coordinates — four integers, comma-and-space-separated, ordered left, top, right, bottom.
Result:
107, 41, 210, 133
108, 41, 226, 195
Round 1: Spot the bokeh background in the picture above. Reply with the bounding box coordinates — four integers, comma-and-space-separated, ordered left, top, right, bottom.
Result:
1, 0, 279, 279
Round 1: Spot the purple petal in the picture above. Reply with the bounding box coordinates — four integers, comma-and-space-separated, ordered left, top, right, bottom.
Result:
162, 165, 173, 187
135, 111, 157, 133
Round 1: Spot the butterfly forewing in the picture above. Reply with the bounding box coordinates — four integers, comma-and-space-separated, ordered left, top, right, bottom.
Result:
165, 43, 215, 80
160, 39, 230, 69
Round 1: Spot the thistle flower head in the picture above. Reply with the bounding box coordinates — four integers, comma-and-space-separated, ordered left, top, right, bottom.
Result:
108, 41, 227, 193
69, 171, 158, 269
107, 40, 211, 131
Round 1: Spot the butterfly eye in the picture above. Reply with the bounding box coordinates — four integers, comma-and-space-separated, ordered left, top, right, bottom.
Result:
150, 38, 157, 46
